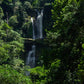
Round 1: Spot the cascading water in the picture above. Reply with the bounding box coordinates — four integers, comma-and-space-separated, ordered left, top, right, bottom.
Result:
31, 17, 35, 39
26, 9, 43, 75
26, 45, 35, 75
26, 45, 35, 68
36, 9, 43, 39
30, 10, 43, 39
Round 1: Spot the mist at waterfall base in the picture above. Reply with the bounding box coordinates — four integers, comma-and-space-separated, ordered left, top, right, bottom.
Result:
25, 10, 43, 76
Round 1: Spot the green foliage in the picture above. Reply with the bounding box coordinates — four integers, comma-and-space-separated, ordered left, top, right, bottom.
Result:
32, 0, 40, 7
47, 59, 62, 84
82, 44, 84, 49
0, 22, 27, 83
41, 0, 84, 83
29, 66, 48, 77
22, 18, 33, 38
24, 1, 32, 9
0, 7, 4, 25
0, 46, 9, 64
78, 70, 84, 84
14, 1, 22, 15
9, 15, 18, 27
0, 0, 3, 4
0, 7, 4, 19
10, 58, 24, 72
46, 31, 60, 43
0, 0, 84, 84
1, 22, 11, 30
0, 23, 23, 42
0, 65, 32, 84
44, 3, 51, 6
28, 66, 48, 84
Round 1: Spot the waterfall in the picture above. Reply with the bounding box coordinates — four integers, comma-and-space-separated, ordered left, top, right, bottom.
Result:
30, 9, 43, 39
26, 45, 35, 75
26, 9, 43, 75
31, 17, 35, 39
26, 45, 35, 67
36, 9, 43, 39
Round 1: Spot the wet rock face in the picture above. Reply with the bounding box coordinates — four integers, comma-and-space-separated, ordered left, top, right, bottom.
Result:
31, 10, 43, 39
26, 9, 44, 73
43, 4, 53, 36
26, 8, 37, 17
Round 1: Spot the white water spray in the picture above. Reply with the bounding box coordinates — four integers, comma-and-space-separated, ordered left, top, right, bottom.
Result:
36, 9, 43, 39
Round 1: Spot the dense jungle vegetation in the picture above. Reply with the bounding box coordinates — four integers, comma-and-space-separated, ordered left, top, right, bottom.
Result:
0, 0, 84, 84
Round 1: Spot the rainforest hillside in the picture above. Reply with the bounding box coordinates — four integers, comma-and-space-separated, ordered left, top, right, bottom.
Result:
0, 0, 84, 84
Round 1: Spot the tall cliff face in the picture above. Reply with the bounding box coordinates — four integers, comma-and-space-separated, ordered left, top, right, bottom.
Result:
27, 8, 37, 17
43, 4, 53, 36
23, 3, 53, 38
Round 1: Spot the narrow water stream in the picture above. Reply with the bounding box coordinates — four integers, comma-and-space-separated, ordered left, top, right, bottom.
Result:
26, 9, 43, 75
